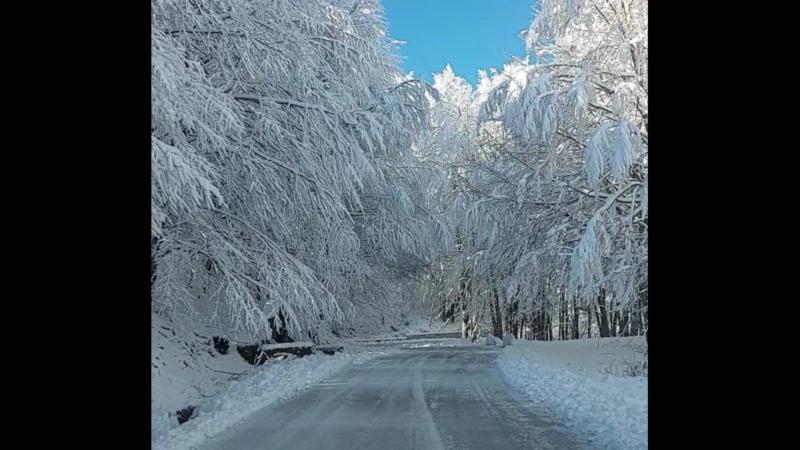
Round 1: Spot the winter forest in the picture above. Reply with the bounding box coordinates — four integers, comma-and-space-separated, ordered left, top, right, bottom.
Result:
152, 0, 648, 449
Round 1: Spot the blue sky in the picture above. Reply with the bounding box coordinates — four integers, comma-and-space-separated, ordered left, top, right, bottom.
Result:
382, 0, 536, 85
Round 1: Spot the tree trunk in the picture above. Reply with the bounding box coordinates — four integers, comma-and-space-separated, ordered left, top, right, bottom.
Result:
489, 285, 503, 338
559, 292, 567, 340
596, 290, 611, 338
460, 300, 470, 340
151, 236, 160, 289
458, 269, 472, 340
504, 300, 517, 339
572, 301, 580, 340
540, 311, 547, 340
268, 309, 292, 343
610, 310, 618, 337
586, 307, 592, 338
618, 311, 631, 337
642, 292, 648, 333
594, 304, 603, 337
534, 311, 548, 341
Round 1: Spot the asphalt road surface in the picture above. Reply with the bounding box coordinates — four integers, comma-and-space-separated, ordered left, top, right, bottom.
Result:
199, 345, 587, 450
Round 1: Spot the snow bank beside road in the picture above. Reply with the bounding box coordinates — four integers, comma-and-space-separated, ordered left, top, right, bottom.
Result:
498, 337, 647, 450
153, 347, 392, 450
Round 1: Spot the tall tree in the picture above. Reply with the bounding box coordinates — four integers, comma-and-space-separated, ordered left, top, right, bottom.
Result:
152, 0, 448, 341
422, 0, 648, 340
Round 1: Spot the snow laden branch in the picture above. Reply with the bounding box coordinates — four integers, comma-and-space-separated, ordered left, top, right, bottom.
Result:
152, 0, 449, 341
418, 0, 648, 340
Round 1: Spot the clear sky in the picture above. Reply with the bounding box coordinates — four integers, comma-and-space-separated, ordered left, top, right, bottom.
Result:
382, 0, 536, 85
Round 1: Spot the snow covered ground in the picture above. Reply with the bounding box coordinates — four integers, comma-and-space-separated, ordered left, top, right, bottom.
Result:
154, 312, 646, 450
152, 314, 253, 432
152, 313, 459, 449
498, 337, 648, 450
153, 345, 396, 450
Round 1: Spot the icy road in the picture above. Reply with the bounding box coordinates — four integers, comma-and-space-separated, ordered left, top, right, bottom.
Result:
199, 345, 586, 450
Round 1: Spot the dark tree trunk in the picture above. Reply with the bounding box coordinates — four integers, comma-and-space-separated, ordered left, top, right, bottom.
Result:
538, 311, 544, 340
559, 292, 566, 340
630, 298, 642, 336
151, 236, 160, 288
586, 307, 592, 338
539, 311, 544, 341
642, 292, 648, 333
503, 300, 515, 338
610, 310, 618, 337
458, 270, 470, 339
593, 304, 604, 337
572, 301, 580, 340
489, 288, 503, 338
534, 311, 547, 341
439, 302, 456, 323
268, 309, 292, 343
596, 290, 611, 338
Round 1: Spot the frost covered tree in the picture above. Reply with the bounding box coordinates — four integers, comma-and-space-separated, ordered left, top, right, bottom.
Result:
430, 0, 648, 341
152, 0, 448, 342
408, 66, 493, 339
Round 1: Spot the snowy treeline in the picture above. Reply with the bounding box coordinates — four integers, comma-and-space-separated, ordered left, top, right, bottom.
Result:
420, 0, 648, 341
152, 0, 647, 347
151, 0, 648, 441
151, 0, 451, 342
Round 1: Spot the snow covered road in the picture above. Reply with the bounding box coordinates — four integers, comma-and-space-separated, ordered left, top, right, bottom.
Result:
197, 346, 588, 450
